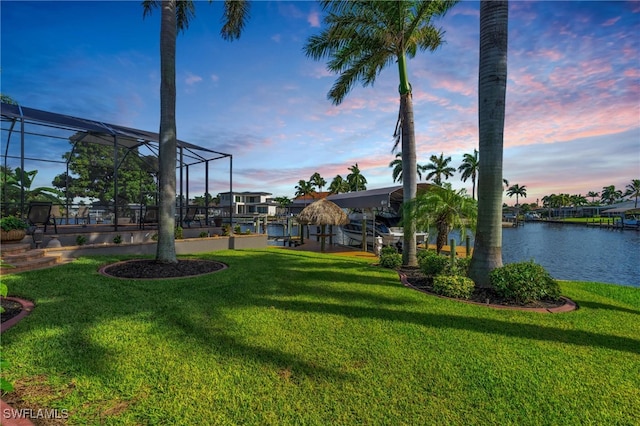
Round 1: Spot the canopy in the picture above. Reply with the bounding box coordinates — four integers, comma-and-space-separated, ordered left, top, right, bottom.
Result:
326, 183, 431, 211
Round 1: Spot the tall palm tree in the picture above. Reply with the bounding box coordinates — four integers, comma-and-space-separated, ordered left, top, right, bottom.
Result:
586, 191, 599, 205
424, 153, 456, 186
458, 149, 478, 200
305, 0, 458, 267
407, 183, 477, 254
506, 183, 527, 206
143, 0, 249, 263
601, 185, 623, 205
625, 179, 640, 208
389, 152, 424, 183
346, 163, 367, 192
468, 1, 508, 289
294, 180, 316, 205
309, 172, 327, 193
328, 175, 350, 194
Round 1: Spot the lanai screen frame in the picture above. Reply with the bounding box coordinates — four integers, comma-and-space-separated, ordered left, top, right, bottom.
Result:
1, 102, 233, 230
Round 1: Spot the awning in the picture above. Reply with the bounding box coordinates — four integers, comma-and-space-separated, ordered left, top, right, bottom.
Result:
326, 183, 431, 210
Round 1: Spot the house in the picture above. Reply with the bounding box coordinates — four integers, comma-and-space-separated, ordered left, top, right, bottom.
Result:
218, 192, 278, 216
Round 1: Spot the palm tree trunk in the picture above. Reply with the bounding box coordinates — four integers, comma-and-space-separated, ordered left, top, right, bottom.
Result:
401, 91, 417, 267
156, 0, 178, 263
469, 0, 508, 287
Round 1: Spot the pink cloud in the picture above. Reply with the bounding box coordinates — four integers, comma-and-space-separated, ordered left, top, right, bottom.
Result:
307, 11, 320, 28
602, 16, 621, 27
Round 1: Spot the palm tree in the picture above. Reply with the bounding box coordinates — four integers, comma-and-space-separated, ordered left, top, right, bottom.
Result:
142, 0, 249, 263
294, 180, 316, 205
586, 191, 599, 205
389, 152, 424, 183
506, 183, 527, 206
346, 163, 367, 192
305, 0, 458, 267
601, 185, 623, 205
468, 1, 509, 289
407, 183, 477, 254
309, 172, 327, 193
458, 149, 479, 200
424, 153, 456, 186
328, 175, 350, 194
502, 178, 509, 190
625, 179, 640, 208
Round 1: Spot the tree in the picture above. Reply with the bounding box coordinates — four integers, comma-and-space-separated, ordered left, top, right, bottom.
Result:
586, 191, 599, 205
458, 149, 479, 200
506, 183, 527, 206
328, 175, 350, 194
294, 180, 316, 205
305, 0, 458, 267
309, 172, 327, 193
389, 152, 425, 183
424, 153, 456, 186
600, 185, 623, 205
143, 0, 249, 263
468, 1, 509, 289
273, 196, 292, 215
625, 179, 640, 208
407, 183, 476, 254
346, 163, 367, 192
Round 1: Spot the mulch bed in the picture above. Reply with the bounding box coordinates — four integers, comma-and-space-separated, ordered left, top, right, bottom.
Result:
0, 298, 23, 324
398, 266, 566, 309
100, 259, 226, 279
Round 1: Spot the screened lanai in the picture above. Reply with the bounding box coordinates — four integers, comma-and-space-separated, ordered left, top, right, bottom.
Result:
1, 102, 233, 230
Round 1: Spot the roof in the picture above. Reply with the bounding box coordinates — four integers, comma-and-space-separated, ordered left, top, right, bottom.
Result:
1, 102, 231, 165
325, 183, 432, 210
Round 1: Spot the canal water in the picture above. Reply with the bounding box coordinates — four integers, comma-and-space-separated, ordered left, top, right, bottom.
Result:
267, 221, 639, 288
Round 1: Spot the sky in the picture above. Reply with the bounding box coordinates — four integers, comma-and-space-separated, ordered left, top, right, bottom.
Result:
1, 0, 639, 205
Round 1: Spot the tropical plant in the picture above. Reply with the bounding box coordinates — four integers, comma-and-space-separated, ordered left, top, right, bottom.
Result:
305, 0, 458, 267
506, 183, 527, 206
407, 183, 477, 254
0, 216, 28, 231
489, 261, 561, 304
468, 1, 509, 289
142, 0, 250, 263
432, 275, 474, 299
424, 153, 456, 186
294, 180, 316, 205
1, 167, 64, 212
458, 149, 479, 200
625, 179, 640, 208
600, 185, 623, 205
389, 152, 425, 183
586, 191, 600, 205
346, 163, 367, 192
309, 172, 327, 193
328, 175, 350, 194
273, 196, 292, 215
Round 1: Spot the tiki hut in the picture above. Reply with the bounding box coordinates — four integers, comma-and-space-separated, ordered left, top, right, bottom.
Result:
297, 198, 349, 252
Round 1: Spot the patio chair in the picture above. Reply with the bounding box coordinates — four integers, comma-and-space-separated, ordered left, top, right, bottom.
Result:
75, 206, 90, 225
141, 205, 158, 230
27, 201, 57, 233
183, 206, 202, 228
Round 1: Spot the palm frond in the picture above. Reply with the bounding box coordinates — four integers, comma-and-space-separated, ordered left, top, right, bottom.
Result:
220, 0, 250, 41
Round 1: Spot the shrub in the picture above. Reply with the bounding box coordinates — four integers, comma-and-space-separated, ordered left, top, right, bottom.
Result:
433, 275, 475, 299
222, 225, 231, 236
113, 235, 122, 244
0, 216, 28, 231
379, 250, 402, 269
419, 250, 449, 276
490, 261, 561, 304
75, 235, 87, 246
234, 225, 241, 234
443, 256, 471, 277
175, 226, 184, 240
199, 231, 208, 238
151, 233, 159, 241
381, 245, 398, 256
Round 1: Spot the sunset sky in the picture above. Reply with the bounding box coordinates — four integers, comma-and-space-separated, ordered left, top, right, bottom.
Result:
1, 1, 638, 205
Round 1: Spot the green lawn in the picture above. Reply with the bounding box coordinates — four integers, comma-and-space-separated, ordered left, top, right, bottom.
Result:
2, 249, 639, 425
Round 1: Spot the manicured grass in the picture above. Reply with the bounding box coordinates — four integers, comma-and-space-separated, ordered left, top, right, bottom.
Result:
2, 248, 639, 425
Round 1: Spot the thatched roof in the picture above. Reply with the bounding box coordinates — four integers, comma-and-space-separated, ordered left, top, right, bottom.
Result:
297, 198, 349, 225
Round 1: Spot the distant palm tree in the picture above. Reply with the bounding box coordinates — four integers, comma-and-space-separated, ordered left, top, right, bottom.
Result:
295, 180, 316, 205
586, 191, 599, 204
458, 149, 479, 200
424, 153, 456, 186
389, 152, 424, 183
143, 0, 249, 262
346, 163, 367, 192
305, 0, 458, 267
328, 175, 350, 194
506, 184, 527, 206
625, 179, 640, 208
309, 172, 327, 193
601, 185, 623, 205
570, 194, 588, 207
407, 183, 477, 254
